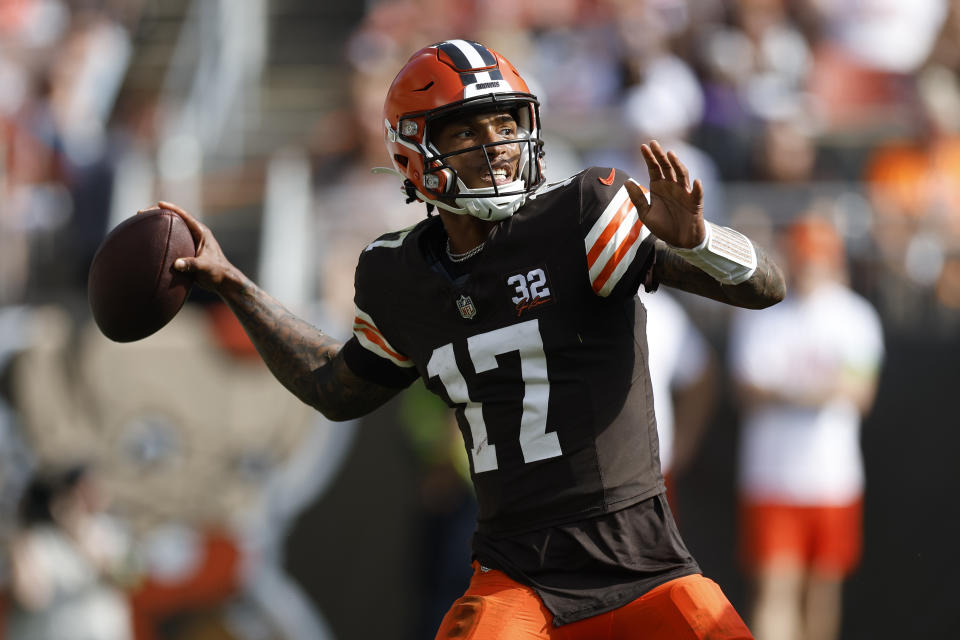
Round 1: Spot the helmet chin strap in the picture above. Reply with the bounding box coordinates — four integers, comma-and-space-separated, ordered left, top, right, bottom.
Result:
452, 176, 528, 220
424, 136, 535, 221
373, 166, 531, 221
375, 130, 539, 221
413, 184, 527, 221
370, 167, 520, 219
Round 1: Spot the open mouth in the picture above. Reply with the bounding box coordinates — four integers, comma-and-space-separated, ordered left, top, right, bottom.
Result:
489, 166, 514, 185
473, 159, 517, 187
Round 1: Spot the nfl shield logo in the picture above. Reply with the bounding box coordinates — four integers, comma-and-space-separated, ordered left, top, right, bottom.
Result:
456, 295, 477, 319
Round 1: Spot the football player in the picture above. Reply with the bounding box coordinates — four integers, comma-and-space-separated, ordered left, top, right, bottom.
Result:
163, 40, 785, 639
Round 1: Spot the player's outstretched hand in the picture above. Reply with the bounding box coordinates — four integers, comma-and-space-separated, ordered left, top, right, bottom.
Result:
146, 201, 236, 292
625, 140, 706, 249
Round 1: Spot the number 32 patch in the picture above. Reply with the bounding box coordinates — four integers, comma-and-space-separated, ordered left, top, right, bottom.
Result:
506, 267, 554, 317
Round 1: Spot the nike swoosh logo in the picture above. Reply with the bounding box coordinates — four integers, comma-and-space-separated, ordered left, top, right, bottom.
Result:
598, 168, 616, 185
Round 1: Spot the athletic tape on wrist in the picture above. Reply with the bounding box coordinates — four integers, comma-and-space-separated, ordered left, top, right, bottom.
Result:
671, 221, 757, 285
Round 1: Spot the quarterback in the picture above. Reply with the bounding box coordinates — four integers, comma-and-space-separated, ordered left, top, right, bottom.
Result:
164, 40, 785, 639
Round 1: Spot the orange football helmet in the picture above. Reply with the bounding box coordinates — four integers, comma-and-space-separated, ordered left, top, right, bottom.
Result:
382, 40, 544, 221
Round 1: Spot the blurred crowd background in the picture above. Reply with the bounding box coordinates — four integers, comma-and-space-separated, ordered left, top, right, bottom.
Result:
1, 0, 958, 639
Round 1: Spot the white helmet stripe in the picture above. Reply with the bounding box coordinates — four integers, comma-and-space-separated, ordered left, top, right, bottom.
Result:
444, 39, 489, 69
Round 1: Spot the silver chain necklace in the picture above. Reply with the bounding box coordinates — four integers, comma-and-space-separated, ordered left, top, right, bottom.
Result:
446, 237, 485, 263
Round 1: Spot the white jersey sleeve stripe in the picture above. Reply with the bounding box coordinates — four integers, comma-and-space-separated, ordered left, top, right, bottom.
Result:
584, 185, 651, 296
591, 220, 650, 296
584, 185, 633, 251
353, 306, 414, 368
364, 228, 412, 252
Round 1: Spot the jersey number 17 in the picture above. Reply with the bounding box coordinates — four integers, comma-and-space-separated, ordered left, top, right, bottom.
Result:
426, 319, 563, 473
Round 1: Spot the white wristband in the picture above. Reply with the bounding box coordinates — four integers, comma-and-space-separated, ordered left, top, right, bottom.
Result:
670, 221, 757, 285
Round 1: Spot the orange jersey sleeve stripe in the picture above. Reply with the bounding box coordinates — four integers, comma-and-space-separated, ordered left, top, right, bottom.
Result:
353, 319, 410, 363
354, 316, 377, 332
586, 199, 634, 268
591, 217, 646, 294
355, 326, 410, 363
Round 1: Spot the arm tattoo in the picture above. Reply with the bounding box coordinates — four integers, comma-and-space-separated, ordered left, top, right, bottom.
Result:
312, 355, 402, 421
223, 276, 401, 420
653, 240, 786, 309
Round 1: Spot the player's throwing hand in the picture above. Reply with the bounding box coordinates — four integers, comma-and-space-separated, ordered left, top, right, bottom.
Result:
157, 200, 236, 290
625, 140, 706, 250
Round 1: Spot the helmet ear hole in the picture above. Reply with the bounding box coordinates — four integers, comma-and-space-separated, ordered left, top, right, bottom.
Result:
394, 154, 409, 168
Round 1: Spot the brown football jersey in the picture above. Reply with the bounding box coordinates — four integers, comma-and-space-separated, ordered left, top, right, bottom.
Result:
343, 167, 665, 536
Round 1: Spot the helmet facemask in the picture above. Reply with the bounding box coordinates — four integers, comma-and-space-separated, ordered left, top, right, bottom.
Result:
398, 95, 545, 221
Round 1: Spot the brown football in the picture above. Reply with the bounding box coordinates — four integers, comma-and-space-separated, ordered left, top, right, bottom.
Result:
88, 208, 197, 342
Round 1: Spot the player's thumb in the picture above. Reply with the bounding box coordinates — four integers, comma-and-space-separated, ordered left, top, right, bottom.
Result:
173, 257, 197, 273
625, 181, 651, 218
